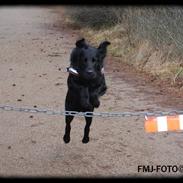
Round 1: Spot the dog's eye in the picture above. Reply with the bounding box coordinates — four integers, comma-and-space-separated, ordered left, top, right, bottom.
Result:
92, 58, 96, 63
84, 58, 87, 62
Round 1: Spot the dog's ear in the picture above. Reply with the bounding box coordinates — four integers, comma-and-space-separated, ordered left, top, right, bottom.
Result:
98, 41, 111, 50
98, 41, 111, 58
75, 38, 88, 48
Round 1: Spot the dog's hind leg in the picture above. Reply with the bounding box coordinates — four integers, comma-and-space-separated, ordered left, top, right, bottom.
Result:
63, 115, 74, 143
82, 110, 94, 143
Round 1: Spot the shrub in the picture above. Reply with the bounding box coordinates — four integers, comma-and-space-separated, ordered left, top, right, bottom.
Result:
66, 6, 183, 60
65, 6, 121, 29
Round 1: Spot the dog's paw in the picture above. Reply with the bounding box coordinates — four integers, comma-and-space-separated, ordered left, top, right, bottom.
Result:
82, 136, 90, 143
63, 135, 70, 144
93, 100, 100, 108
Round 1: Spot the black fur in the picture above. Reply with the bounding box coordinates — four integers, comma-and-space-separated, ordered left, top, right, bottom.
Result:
63, 38, 110, 143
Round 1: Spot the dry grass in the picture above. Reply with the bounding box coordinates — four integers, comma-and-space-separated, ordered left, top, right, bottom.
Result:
64, 6, 183, 88
81, 26, 182, 80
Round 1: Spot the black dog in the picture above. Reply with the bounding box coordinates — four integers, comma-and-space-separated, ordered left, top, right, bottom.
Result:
63, 38, 110, 143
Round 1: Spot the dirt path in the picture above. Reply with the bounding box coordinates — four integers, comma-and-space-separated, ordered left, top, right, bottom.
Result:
0, 6, 183, 177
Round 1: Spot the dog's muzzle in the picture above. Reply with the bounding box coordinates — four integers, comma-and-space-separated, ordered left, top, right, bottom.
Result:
67, 67, 104, 76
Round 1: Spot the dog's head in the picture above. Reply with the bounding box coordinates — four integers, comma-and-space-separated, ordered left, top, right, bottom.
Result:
70, 38, 110, 80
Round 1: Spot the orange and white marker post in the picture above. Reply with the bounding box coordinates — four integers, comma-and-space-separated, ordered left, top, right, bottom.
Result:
145, 115, 183, 133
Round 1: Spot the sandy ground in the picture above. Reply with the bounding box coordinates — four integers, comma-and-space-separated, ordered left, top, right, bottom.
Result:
0, 6, 183, 178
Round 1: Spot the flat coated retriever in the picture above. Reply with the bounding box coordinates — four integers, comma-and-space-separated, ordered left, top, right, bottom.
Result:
63, 38, 110, 143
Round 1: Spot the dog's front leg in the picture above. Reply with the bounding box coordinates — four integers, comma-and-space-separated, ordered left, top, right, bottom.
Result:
90, 84, 107, 108
89, 78, 107, 108
80, 87, 93, 110
98, 77, 107, 97
90, 92, 100, 108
